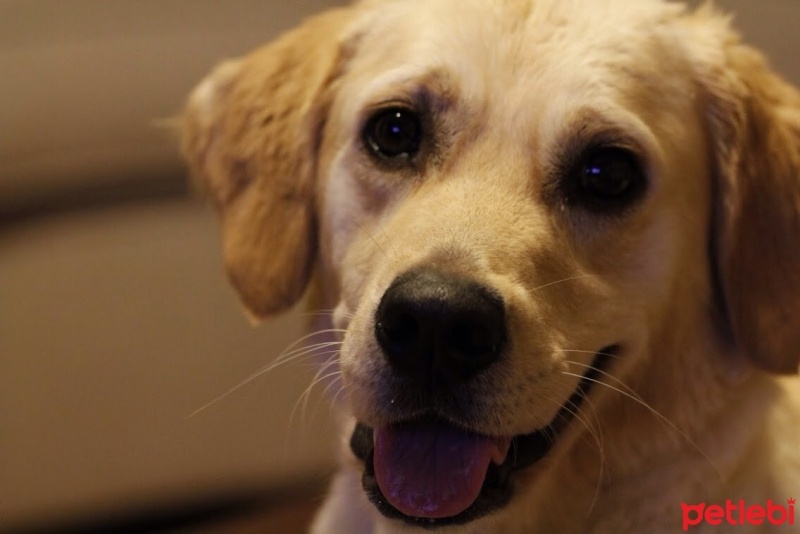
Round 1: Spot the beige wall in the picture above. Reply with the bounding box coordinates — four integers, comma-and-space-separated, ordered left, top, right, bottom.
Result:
2, 0, 799, 528
1, 0, 345, 527
1, 0, 346, 199
1, 201, 339, 525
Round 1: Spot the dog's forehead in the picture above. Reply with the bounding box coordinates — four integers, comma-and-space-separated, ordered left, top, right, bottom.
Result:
345, 0, 690, 127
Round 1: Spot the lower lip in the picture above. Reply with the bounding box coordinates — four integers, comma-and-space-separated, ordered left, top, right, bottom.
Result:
351, 345, 620, 526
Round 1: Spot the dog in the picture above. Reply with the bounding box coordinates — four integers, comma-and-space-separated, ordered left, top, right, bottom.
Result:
180, 0, 800, 531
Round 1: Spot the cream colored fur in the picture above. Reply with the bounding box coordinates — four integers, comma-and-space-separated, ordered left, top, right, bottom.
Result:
181, 1, 800, 532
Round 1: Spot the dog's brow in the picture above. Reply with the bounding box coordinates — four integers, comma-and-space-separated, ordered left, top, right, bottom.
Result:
361, 67, 462, 116
413, 68, 461, 114
548, 108, 649, 168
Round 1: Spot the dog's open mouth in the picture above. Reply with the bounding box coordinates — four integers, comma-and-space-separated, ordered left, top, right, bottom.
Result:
349, 346, 617, 528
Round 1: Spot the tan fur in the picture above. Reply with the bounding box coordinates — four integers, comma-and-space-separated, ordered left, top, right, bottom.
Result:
182, 1, 800, 532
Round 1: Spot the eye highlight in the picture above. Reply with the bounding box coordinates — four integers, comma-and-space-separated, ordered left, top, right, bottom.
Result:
565, 146, 647, 212
362, 107, 422, 161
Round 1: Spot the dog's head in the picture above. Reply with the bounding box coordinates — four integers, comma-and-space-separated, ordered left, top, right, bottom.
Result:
182, 0, 800, 527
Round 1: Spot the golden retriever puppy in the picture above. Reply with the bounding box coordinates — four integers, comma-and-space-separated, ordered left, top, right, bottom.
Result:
181, 0, 800, 531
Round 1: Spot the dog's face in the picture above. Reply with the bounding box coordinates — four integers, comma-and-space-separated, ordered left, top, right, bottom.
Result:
322, 2, 713, 523
324, 0, 706, 423
182, 0, 800, 528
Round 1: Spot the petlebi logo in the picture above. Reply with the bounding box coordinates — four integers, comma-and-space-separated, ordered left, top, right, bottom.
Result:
681, 498, 795, 531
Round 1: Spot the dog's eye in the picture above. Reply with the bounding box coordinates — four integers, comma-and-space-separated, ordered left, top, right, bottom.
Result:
572, 147, 646, 210
363, 107, 422, 160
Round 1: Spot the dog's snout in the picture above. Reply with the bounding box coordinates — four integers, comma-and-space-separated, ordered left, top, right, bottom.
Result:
375, 269, 506, 383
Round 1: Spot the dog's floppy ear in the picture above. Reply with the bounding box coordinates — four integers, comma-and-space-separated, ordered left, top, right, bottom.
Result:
181, 8, 354, 319
693, 13, 800, 374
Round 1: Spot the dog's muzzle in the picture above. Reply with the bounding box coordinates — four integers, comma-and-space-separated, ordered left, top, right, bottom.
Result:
350, 268, 616, 527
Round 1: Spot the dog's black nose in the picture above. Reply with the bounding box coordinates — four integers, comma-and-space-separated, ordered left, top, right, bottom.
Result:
375, 268, 506, 384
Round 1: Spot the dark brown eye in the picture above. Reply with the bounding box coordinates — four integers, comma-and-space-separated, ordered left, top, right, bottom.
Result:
363, 107, 422, 160
572, 147, 646, 210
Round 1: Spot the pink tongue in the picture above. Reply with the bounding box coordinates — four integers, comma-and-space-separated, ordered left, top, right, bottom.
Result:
374, 423, 507, 519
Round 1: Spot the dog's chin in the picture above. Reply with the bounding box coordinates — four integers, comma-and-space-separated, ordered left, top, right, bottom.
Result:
349, 346, 617, 529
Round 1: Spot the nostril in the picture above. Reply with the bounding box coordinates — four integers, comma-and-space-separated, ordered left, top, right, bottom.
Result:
440, 298, 505, 382
377, 311, 420, 354
376, 297, 432, 379
446, 320, 496, 357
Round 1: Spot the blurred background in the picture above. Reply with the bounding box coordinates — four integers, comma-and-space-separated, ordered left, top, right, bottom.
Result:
2, 0, 799, 532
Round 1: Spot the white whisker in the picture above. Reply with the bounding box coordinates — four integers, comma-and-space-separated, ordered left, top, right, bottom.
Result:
531, 274, 596, 293
562, 358, 639, 400
187, 329, 344, 418
555, 348, 623, 361
282, 351, 343, 453
356, 221, 390, 261
330, 378, 351, 409
321, 373, 344, 399
563, 395, 607, 517
292, 366, 343, 428
271, 341, 343, 367
376, 219, 400, 259
560, 371, 721, 478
